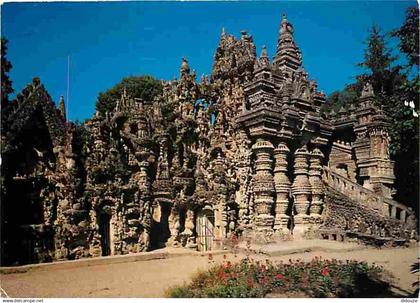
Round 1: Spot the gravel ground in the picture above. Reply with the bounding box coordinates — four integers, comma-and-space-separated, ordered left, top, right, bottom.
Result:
0, 245, 418, 298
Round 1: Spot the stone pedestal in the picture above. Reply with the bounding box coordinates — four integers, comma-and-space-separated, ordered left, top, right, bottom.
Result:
291, 146, 311, 234
273, 142, 291, 231
252, 139, 275, 232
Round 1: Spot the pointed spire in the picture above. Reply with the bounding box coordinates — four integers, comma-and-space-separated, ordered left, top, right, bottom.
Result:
261, 45, 268, 58
58, 95, 66, 121
180, 57, 190, 77
273, 13, 302, 73
118, 86, 128, 110
259, 45, 270, 66
361, 81, 375, 98
218, 27, 227, 49
338, 105, 347, 115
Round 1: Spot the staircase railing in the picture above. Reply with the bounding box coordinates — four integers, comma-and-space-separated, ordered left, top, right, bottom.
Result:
322, 167, 412, 223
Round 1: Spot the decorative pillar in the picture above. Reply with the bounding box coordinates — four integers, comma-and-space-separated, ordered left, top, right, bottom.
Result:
137, 160, 153, 252
252, 139, 275, 230
291, 146, 311, 231
184, 209, 197, 249
309, 148, 324, 219
167, 204, 180, 246
391, 206, 397, 219
273, 142, 291, 230
400, 210, 407, 223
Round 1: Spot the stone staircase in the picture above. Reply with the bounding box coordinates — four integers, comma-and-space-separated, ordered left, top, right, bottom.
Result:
323, 167, 412, 222
320, 167, 416, 244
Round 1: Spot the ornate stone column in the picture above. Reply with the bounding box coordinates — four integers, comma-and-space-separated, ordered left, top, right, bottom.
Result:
167, 203, 180, 246
184, 209, 197, 249
251, 139, 275, 230
137, 160, 153, 252
273, 142, 291, 230
309, 148, 324, 219
291, 146, 311, 230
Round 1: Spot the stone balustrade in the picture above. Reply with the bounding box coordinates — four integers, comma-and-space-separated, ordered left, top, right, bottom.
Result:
322, 167, 412, 222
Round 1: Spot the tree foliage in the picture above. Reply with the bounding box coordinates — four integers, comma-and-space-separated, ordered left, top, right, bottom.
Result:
324, 6, 419, 213
1, 38, 13, 108
357, 25, 400, 95
391, 7, 420, 67
323, 83, 361, 114
95, 75, 163, 115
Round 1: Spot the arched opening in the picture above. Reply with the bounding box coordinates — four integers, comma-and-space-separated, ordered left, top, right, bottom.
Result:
150, 202, 172, 250
196, 207, 215, 252
98, 211, 111, 256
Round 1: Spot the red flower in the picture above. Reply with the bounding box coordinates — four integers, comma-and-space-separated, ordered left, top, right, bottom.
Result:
217, 269, 227, 280
223, 261, 232, 269
275, 274, 285, 280
261, 276, 270, 285
246, 278, 255, 287
321, 267, 330, 277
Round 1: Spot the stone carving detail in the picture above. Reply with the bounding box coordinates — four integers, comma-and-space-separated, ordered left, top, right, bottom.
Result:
1, 14, 416, 265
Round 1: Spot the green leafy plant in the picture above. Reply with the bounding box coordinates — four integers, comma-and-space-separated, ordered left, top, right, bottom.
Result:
95, 75, 163, 115
166, 257, 391, 298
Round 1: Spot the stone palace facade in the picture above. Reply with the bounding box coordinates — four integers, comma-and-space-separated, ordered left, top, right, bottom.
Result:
1, 15, 417, 265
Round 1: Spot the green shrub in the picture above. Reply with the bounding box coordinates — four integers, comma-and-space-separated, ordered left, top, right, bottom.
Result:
166, 257, 391, 298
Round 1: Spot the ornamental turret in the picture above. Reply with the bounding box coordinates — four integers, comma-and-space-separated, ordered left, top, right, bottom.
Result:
273, 13, 302, 75
58, 96, 66, 122
180, 57, 190, 79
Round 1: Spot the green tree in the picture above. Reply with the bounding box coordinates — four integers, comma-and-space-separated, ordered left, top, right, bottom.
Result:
325, 11, 419, 214
357, 25, 403, 97
1, 38, 13, 108
392, 6, 419, 67
95, 75, 163, 115
323, 83, 361, 114
387, 6, 419, 213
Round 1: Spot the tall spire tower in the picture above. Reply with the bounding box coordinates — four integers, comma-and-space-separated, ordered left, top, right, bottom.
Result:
273, 14, 302, 74
58, 95, 66, 122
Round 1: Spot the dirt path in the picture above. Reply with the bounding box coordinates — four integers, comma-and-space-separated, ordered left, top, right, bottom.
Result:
1, 246, 418, 298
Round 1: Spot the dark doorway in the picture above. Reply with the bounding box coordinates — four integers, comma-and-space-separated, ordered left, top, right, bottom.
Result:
98, 212, 111, 256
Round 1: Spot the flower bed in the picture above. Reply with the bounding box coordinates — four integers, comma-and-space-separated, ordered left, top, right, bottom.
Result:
166, 256, 392, 298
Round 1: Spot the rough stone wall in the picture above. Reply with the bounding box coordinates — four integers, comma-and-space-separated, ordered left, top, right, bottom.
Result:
1, 15, 417, 266
322, 187, 415, 242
